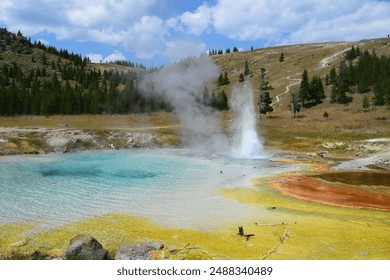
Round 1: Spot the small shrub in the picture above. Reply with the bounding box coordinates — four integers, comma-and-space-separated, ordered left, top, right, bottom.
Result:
323, 111, 329, 118
362, 95, 370, 111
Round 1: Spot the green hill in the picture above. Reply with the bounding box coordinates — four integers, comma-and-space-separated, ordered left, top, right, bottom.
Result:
0, 28, 169, 116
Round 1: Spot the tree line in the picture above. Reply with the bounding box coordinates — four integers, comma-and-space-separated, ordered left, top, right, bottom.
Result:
0, 28, 233, 116
289, 70, 325, 117
0, 28, 171, 116
0, 60, 231, 116
208, 46, 240, 56
326, 46, 390, 105
202, 87, 229, 111
0, 61, 172, 115
299, 70, 325, 107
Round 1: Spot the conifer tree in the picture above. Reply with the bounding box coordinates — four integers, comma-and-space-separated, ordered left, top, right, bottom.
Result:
218, 90, 229, 110
202, 86, 210, 105
239, 73, 245, 82
329, 67, 337, 84
299, 70, 310, 106
346, 46, 356, 60
244, 60, 251, 76
260, 92, 273, 114
259, 68, 273, 115
223, 71, 230, 84
279, 52, 284, 62
290, 86, 301, 118
308, 76, 325, 104
362, 95, 370, 111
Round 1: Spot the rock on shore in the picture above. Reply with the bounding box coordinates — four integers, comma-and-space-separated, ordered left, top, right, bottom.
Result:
115, 242, 164, 260
65, 235, 110, 260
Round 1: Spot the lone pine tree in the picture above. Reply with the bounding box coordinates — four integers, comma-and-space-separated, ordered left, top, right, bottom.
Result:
258, 68, 273, 115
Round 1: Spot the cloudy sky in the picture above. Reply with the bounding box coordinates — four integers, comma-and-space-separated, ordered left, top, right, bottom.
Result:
1, 0, 390, 66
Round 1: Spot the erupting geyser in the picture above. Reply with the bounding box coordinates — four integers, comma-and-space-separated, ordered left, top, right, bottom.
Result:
230, 81, 265, 159
141, 57, 266, 158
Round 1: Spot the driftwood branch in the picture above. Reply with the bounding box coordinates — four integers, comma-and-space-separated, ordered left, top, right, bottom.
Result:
260, 228, 290, 260
164, 243, 201, 259
255, 222, 287, 227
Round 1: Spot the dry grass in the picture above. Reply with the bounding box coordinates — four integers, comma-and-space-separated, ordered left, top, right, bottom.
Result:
0, 112, 180, 130
259, 104, 390, 155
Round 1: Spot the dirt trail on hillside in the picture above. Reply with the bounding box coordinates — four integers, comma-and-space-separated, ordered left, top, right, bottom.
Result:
271, 46, 350, 107
318, 47, 351, 68
271, 75, 301, 106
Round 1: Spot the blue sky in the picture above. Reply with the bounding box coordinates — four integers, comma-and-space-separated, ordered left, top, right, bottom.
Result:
1, 0, 390, 67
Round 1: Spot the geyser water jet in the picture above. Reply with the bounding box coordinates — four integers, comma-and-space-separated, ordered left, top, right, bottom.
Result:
230, 81, 265, 159
140, 57, 266, 158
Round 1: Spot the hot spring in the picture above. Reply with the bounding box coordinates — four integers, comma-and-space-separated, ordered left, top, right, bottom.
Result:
0, 149, 300, 230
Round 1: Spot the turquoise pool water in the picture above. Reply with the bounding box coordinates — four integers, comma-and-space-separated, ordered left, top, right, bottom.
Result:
0, 149, 299, 230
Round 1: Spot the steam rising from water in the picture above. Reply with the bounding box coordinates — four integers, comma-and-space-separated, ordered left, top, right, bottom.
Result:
141, 57, 265, 158
230, 82, 265, 158
141, 56, 229, 153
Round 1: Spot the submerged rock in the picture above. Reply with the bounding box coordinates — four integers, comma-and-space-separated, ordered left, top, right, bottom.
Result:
65, 235, 109, 260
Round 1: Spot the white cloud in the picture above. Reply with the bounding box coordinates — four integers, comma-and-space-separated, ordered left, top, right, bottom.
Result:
86, 53, 104, 63
87, 51, 126, 63
86, 28, 125, 45
0, 0, 157, 40
179, 5, 212, 35
0, 0, 13, 10
65, 5, 107, 28
123, 16, 168, 59
207, 0, 390, 44
165, 17, 183, 32
63, 0, 158, 30
104, 51, 127, 62
289, 2, 390, 43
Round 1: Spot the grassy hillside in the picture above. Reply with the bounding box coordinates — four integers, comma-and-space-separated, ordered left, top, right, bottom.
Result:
211, 38, 390, 154
213, 38, 390, 107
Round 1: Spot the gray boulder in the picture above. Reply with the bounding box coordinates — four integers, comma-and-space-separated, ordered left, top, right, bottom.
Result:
65, 235, 109, 260
115, 242, 164, 260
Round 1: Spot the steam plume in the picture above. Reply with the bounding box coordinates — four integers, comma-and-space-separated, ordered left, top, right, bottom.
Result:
140, 56, 229, 153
